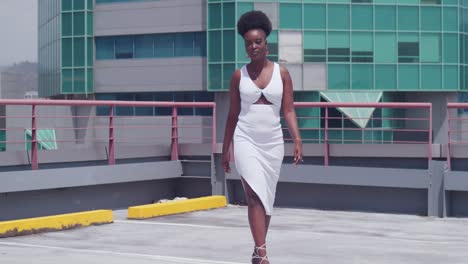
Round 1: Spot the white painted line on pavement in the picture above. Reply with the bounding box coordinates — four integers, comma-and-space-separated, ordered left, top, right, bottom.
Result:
114, 219, 248, 230
0, 241, 244, 264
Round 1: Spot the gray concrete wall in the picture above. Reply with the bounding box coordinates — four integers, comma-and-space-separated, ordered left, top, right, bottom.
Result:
404, 92, 457, 144
94, 0, 206, 36
94, 58, 206, 93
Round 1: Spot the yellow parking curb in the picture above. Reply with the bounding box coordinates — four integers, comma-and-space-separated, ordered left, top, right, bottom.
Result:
0, 210, 114, 238
127, 196, 227, 219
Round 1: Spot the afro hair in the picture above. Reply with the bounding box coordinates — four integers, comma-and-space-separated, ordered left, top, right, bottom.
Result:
237, 10, 272, 38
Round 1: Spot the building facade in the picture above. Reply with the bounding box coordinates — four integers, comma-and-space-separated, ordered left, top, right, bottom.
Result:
37, 0, 468, 145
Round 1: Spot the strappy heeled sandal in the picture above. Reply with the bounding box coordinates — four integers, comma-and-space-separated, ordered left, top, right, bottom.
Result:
252, 244, 269, 264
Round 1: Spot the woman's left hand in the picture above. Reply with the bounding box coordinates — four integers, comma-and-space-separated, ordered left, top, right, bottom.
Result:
293, 140, 303, 165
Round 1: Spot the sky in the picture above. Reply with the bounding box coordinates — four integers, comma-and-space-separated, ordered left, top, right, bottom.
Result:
0, 0, 38, 66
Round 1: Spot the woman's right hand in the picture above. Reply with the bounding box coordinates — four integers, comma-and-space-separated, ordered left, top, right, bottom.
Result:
222, 152, 231, 173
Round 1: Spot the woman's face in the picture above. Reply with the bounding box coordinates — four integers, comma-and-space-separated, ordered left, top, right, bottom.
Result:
244, 29, 267, 61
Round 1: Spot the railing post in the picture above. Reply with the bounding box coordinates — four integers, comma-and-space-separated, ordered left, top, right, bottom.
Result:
446, 106, 451, 170
324, 106, 329, 166
31, 104, 38, 170
108, 105, 115, 165
171, 106, 179, 161
212, 104, 217, 154
428, 105, 433, 170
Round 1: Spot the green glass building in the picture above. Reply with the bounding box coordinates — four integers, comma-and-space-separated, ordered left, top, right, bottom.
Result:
208, 0, 461, 92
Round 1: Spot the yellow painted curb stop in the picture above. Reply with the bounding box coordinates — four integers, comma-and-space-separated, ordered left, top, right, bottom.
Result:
127, 195, 227, 219
0, 210, 114, 238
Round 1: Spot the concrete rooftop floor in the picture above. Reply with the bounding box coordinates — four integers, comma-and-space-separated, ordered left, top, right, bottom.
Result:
1, 205, 468, 264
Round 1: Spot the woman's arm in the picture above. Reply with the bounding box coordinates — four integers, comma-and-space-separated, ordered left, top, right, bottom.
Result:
222, 70, 241, 172
280, 65, 303, 165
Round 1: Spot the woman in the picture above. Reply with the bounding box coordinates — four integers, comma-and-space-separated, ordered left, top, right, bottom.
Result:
222, 10, 303, 264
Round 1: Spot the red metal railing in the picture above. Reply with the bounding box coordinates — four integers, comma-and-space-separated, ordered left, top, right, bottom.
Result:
281, 102, 433, 167
446, 103, 468, 170
0, 99, 216, 170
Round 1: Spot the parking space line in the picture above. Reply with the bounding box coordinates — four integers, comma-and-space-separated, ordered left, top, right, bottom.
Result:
114, 220, 248, 230
0, 241, 244, 264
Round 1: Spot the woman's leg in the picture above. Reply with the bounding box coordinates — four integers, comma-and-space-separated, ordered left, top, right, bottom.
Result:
241, 177, 270, 263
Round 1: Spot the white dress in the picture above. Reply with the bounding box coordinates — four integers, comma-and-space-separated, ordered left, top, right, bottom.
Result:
233, 62, 284, 216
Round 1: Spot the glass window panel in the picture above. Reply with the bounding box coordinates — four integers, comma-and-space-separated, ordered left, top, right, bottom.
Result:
62, 0, 72, 11
175, 33, 194, 57
88, 0, 93, 10
327, 31, 350, 62
62, 38, 73, 67
87, 12, 93, 35
87, 69, 93, 93
352, 64, 373, 90
134, 93, 154, 116
398, 33, 419, 63
223, 30, 235, 62
74, 0, 85, 10
62, 69, 73, 93
194, 32, 206, 56
135, 35, 153, 58
421, 34, 440, 63
73, 69, 85, 93
421, 65, 442, 90
73, 12, 85, 35
174, 92, 194, 116
443, 7, 458, 32
375, 6, 396, 30
208, 64, 222, 90
304, 4, 325, 29
442, 0, 457, 4
421, 7, 441, 31
223, 2, 235, 29
280, 3, 302, 29
328, 64, 350, 90
267, 30, 278, 61
74, 37, 85, 66
208, 31, 221, 62
116, 94, 134, 116
62, 13, 72, 37
87, 37, 93, 66
443, 34, 458, 63
223, 64, 235, 90
304, 31, 326, 61
328, 5, 349, 30
115, 36, 134, 59
352, 32, 372, 51
155, 34, 174, 58
398, 65, 419, 90
154, 92, 173, 116
236, 2, 254, 21
209, 3, 221, 29
194, 92, 214, 116
375, 33, 396, 63
444, 65, 458, 90
236, 34, 249, 63
352, 5, 372, 30
96, 37, 114, 60
398, 7, 419, 31
352, 32, 373, 62
375, 65, 396, 90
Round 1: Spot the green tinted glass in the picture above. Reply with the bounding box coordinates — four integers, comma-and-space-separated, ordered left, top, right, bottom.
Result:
443, 34, 458, 63
375, 65, 396, 90
375, 6, 396, 30
398, 65, 419, 90
398, 7, 419, 31
209, 31, 222, 62
421, 65, 441, 90
328, 5, 349, 30
223, 2, 235, 28
352, 64, 373, 90
328, 64, 350, 90
62, 38, 73, 67
74, 37, 85, 67
421, 7, 441, 31
352, 5, 372, 30
280, 3, 302, 29
209, 3, 221, 29
223, 30, 235, 62
375, 33, 396, 63
73, 12, 85, 35
444, 65, 458, 90
304, 4, 325, 29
